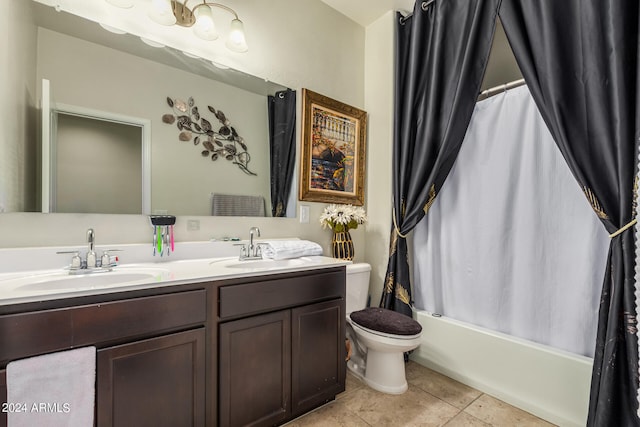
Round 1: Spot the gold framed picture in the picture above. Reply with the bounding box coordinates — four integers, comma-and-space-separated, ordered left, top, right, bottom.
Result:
299, 88, 367, 205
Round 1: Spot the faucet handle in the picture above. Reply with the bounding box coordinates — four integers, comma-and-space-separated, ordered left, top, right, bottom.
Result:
100, 249, 122, 268
233, 243, 248, 258
71, 253, 82, 269
255, 243, 269, 257
56, 250, 82, 269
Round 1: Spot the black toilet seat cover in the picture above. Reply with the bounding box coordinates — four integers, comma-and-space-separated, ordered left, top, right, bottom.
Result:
350, 307, 422, 336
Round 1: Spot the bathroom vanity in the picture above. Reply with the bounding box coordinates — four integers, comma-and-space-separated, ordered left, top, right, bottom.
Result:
0, 259, 346, 427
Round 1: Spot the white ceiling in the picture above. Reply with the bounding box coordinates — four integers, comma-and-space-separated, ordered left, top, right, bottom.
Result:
320, 0, 415, 27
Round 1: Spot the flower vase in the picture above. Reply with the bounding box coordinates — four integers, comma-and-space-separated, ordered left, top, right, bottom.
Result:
332, 231, 354, 260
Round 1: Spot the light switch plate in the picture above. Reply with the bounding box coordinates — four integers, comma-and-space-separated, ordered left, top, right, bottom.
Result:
187, 219, 200, 231
299, 205, 310, 223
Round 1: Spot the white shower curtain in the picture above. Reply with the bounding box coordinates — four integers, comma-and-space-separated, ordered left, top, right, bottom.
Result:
412, 85, 610, 357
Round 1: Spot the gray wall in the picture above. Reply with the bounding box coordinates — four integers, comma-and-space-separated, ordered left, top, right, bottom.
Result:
481, 18, 523, 91
0, 1, 38, 213
55, 114, 142, 214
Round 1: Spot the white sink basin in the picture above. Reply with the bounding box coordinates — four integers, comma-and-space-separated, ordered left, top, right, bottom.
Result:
0, 267, 169, 292
223, 258, 310, 269
16, 273, 157, 291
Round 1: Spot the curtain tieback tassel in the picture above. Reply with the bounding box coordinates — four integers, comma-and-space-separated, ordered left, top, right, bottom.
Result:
392, 209, 409, 238
609, 218, 638, 238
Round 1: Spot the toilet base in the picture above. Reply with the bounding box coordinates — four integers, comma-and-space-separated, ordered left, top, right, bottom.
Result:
345, 317, 420, 395
362, 349, 408, 394
346, 348, 409, 395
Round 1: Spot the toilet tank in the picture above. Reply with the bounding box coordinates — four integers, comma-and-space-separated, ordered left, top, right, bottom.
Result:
346, 263, 371, 315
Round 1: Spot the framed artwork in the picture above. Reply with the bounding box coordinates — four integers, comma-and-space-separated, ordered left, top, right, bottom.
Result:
299, 88, 367, 205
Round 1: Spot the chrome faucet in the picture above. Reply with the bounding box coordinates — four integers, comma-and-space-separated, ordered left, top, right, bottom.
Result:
87, 228, 95, 251
86, 228, 96, 268
236, 227, 264, 260
57, 228, 121, 274
249, 227, 260, 256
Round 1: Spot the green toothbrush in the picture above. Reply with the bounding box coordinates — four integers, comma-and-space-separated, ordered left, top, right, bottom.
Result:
157, 226, 163, 255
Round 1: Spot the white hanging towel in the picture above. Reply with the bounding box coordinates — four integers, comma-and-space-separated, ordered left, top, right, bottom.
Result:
7, 346, 96, 427
261, 240, 323, 260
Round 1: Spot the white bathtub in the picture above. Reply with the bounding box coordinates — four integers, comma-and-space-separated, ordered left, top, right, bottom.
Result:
411, 310, 593, 427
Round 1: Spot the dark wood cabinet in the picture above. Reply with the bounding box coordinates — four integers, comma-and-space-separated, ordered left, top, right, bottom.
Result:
97, 328, 206, 427
219, 311, 291, 427
0, 289, 208, 427
291, 299, 345, 417
0, 289, 207, 365
218, 272, 346, 427
0, 266, 346, 427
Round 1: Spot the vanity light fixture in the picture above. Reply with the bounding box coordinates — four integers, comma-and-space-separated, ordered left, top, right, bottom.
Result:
144, 0, 248, 52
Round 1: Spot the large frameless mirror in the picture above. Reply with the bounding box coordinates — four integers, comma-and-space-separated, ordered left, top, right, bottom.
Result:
7, 1, 296, 217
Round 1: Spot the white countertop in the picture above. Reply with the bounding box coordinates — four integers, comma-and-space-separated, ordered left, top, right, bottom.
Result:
0, 242, 350, 306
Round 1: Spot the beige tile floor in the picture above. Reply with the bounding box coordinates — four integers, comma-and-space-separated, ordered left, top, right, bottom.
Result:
286, 361, 556, 427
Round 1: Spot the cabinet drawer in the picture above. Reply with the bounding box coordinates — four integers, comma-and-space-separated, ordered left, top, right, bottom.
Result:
0, 289, 206, 364
219, 269, 344, 319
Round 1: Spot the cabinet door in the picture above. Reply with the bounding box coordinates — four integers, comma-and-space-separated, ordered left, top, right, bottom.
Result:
291, 299, 345, 417
219, 310, 291, 427
96, 328, 205, 427
0, 369, 6, 427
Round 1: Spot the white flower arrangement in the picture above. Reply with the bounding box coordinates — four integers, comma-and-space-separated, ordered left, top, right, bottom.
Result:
319, 204, 367, 233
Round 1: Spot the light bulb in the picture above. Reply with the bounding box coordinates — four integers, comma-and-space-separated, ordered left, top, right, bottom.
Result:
193, 6, 218, 41
225, 18, 248, 53
149, 0, 176, 26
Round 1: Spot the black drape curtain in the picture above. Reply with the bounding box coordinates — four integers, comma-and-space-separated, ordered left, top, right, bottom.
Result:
267, 89, 296, 217
381, 0, 500, 316
500, 2, 640, 425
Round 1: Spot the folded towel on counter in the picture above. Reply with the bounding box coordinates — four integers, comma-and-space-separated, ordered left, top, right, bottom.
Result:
7, 346, 96, 427
211, 193, 266, 217
261, 240, 323, 260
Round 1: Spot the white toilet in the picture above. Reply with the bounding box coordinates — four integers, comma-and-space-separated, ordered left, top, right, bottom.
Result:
345, 263, 422, 394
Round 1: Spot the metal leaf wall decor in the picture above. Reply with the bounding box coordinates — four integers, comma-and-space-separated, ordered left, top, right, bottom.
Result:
163, 96, 256, 176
